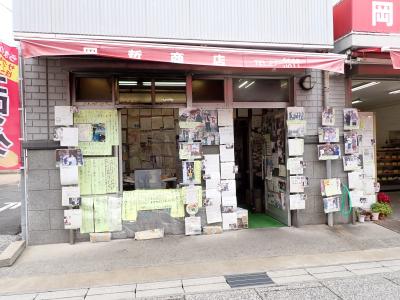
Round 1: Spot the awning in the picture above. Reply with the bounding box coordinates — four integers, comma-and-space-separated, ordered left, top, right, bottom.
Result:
20, 38, 345, 73
390, 51, 400, 69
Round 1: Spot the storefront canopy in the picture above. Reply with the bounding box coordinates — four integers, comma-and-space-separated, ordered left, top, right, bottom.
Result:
20, 38, 345, 73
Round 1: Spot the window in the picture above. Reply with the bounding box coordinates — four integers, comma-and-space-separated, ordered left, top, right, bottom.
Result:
192, 79, 225, 103
118, 78, 152, 104
154, 79, 186, 104
233, 78, 289, 102
75, 77, 113, 102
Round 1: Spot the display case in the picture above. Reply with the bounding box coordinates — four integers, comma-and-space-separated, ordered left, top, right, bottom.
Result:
377, 147, 400, 191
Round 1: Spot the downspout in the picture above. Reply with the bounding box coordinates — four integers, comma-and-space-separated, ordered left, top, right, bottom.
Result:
322, 71, 333, 227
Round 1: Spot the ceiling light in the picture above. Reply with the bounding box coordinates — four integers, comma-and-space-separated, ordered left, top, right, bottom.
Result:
352, 99, 363, 104
389, 89, 400, 95
351, 82, 380, 92
245, 81, 255, 88
238, 81, 248, 89
119, 81, 137, 86
154, 82, 186, 87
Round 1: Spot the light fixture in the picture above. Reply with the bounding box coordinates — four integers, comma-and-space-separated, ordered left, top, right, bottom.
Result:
245, 81, 255, 88
352, 99, 363, 104
118, 80, 137, 86
351, 81, 380, 92
389, 89, 400, 95
299, 75, 316, 91
154, 82, 186, 87
238, 81, 248, 88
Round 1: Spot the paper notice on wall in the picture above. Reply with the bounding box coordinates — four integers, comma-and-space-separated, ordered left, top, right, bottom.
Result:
222, 195, 237, 207
80, 197, 94, 233
206, 179, 220, 190
182, 185, 202, 207
219, 126, 234, 145
350, 190, 365, 208
218, 109, 233, 127
363, 163, 376, 179
203, 154, 220, 177
77, 124, 93, 142
60, 166, 79, 186
220, 145, 235, 162
185, 216, 202, 235
205, 188, 221, 206
323, 196, 341, 213
108, 196, 122, 232
289, 194, 306, 210
60, 127, 79, 147
93, 196, 109, 233
321, 178, 342, 197
289, 176, 305, 193
182, 161, 202, 184
287, 157, 304, 175
288, 139, 304, 156
62, 186, 81, 206
278, 165, 287, 177
206, 206, 222, 224
220, 180, 236, 197
222, 212, 238, 230
221, 162, 235, 180
55, 106, 73, 126
361, 133, 374, 148
64, 209, 82, 229
348, 171, 363, 190
363, 178, 376, 194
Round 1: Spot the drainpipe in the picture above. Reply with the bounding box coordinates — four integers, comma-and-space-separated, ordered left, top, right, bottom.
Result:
323, 71, 334, 227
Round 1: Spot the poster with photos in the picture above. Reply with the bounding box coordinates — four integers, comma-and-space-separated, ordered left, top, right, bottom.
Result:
179, 128, 204, 142
323, 196, 341, 213
201, 110, 219, 132
317, 144, 341, 160
62, 186, 81, 206
343, 154, 363, 171
182, 161, 202, 184
321, 178, 341, 197
56, 149, 84, 167
344, 131, 359, 154
343, 108, 360, 130
179, 142, 202, 160
290, 194, 306, 210
92, 123, 106, 142
179, 108, 204, 128
322, 107, 335, 126
289, 176, 308, 193
185, 216, 202, 235
64, 209, 82, 229
287, 157, 304, 175
318, 127, 339, 143
202, 132, 220, 145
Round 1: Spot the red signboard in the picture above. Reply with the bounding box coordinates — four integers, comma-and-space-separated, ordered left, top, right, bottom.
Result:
0, 42, 21, 170
334, 0, 400, 40
20, 39, 345, 74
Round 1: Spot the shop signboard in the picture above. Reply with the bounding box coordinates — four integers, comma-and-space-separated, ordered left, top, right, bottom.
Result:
334, 0, 400, 40
0, 42, 21, 170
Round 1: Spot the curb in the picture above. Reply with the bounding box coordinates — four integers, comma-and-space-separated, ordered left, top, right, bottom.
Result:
0, 240, 25, 268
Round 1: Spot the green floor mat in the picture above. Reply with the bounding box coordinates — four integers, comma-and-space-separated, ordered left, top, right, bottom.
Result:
248, 212, 285, 229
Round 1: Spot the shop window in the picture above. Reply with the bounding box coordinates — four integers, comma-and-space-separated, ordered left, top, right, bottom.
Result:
75, 77, 113, 102
233, 78, 289, 102
118, 78, 152, 104
192, 79, 225, 103
154, 79, 186, 104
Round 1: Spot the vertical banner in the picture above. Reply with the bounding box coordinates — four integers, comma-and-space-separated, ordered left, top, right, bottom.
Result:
0, 42, 21, 170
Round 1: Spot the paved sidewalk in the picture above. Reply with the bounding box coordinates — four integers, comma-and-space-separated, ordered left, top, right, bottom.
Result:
0, 173, 21, 235
2, 259, 400, 299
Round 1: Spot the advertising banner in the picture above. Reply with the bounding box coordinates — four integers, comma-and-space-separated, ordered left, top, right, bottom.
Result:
0, 42, 21, 170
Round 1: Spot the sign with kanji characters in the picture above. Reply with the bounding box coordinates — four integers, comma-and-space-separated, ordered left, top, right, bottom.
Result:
0, 42, 21, 170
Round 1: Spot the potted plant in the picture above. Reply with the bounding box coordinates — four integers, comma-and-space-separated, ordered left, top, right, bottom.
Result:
355, 208, 365, 223
371, 202, 393, 220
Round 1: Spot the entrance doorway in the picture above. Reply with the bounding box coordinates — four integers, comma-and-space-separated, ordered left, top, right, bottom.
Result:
234, 108, 289, 228
352, 79, 400, 223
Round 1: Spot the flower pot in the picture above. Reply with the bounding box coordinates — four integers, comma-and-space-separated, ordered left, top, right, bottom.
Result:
371, 212, 380, 221
364, 215, 371, 221
379, 214, 385, 220
358, 215, 365, 223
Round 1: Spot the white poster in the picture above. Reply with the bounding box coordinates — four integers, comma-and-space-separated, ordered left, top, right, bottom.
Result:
218, 109, 233, 126
320, 178, 342, 197
62, 186, 81, 206
221, 162, 236, 180
60, 127, 79, 147
185, 216, 202, 235
289, 176, 306, 193
55, 106, 73, 126
220, 180, 236, 197
288, 139, 304, 156
222, 195, 237, 207
290, 194, 306, 210
220, 145, 235, 162
60, 166, 79, 186
206, 206, 222, 224
108, 196, 122, 232
287, 157, 304, 175
77, 124, 93, 142
185, 185, 199, 204
64, 209, 82, 229
205, 189, 222, 206
219, 126, 234, 145
363, 178, 376, 194
348, 171, 363, 190
203, 154, 220, 174
222, 212, 238, 230
206, 179, 220, 190
350, 190, 364, 208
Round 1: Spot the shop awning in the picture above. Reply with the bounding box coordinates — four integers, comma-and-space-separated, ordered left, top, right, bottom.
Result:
20, 38, 345, 73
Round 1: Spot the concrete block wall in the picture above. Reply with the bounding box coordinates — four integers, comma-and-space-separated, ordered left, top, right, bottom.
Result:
23, 57, 69, 141
294, 71, 349, 225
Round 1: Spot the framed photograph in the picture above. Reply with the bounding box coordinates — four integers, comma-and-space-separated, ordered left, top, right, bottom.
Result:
322, 107, 335, 126
323, 196, 341, 213
317, 144, 341, 160
318, 127, 339, 143
343, 154, 363, 171
56, 149, 84, 167
344, 131, 360, 154
92, 123, 106, 142
343, 108, 360, 130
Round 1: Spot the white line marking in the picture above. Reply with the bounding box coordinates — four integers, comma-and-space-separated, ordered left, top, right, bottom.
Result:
0, 202, 18, 213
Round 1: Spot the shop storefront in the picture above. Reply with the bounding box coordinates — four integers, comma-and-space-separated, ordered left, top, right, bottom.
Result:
14, 0, 350, 245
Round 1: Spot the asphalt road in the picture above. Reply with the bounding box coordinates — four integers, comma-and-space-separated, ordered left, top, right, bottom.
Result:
0, 173, 21, 235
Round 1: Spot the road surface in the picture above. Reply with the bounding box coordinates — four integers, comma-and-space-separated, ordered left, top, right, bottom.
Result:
0, 173, 21, 235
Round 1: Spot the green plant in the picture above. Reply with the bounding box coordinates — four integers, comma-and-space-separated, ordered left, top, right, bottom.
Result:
371, 202, 393, 216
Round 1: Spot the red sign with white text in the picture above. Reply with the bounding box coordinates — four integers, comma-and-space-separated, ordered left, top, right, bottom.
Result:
334, 0, 400, 40
0, 42, 21, 170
